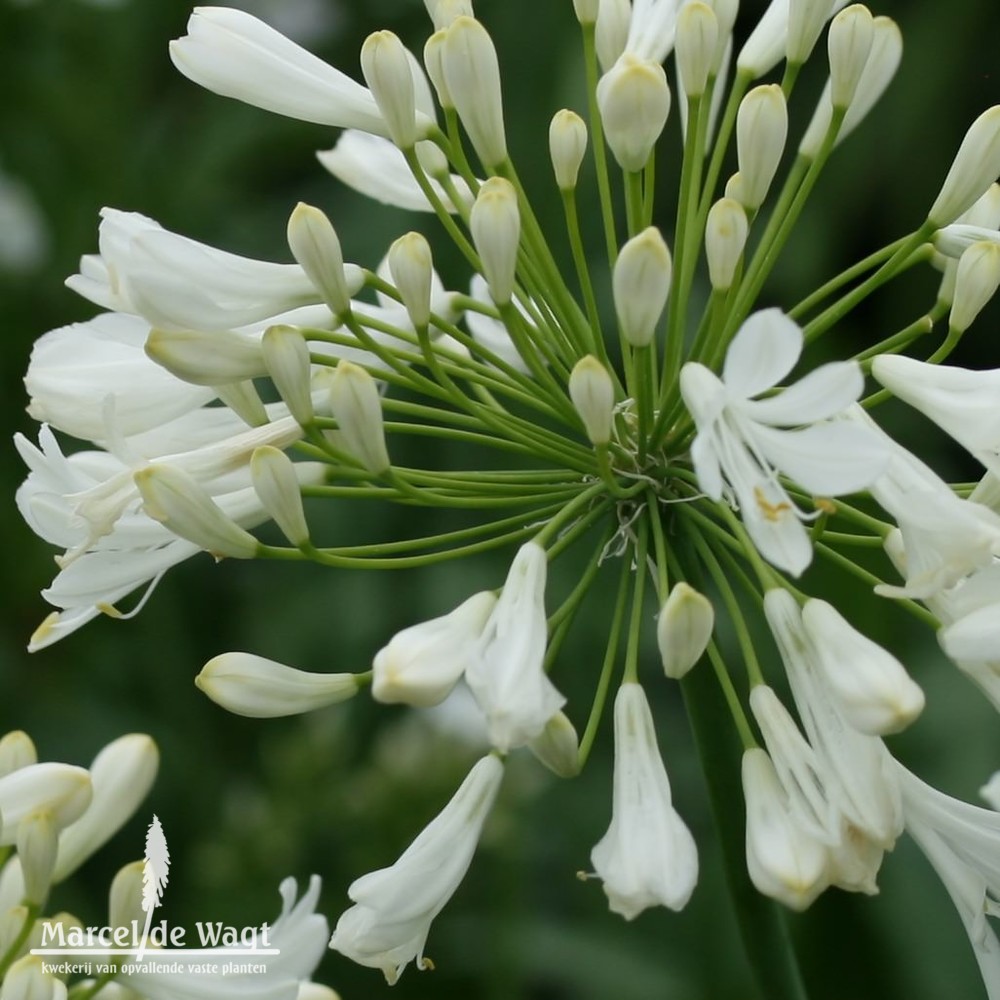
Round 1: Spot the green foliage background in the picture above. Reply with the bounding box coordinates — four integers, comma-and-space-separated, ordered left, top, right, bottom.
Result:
1, 1, 999, 997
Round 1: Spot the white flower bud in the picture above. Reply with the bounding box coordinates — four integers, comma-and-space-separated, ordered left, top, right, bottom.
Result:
568, 355, 616, 446
787, 0, 835, 65
527, 711, 581, 778
799, 15, 902, 159
656, 582, 715, 679
329, 360, 391, 474
135, 464, 259, 559
372, 591, 496, 707
572, 0, 599, 25
422, 30, 454, 112
597, 56, 671, 173
549, 109, 588, 191
675, 3, 719, 99
251, 446, 310, 547
950, 240, 1000, 334
17, 812, 57, 907
441, 17, 507, 168
929, 106, 1000, 227
705, 198, 749, 291
596, 0, 631, 72
741, 748, 830, 911
145, 328, 265, 386
982, 771, 1000, 811
262, 325, 313, 426
0, 732, 36, 779
0, 908, 29, 960
470, 177, 520, 306
425, 0, 474, 30
0, 956, 55, 1000
287, 202, 352, 317
613, 227, 672, 347
360, 31, 418, 149
828, 5, 874, 110
108, 861, 145, 933
216, 380, 269, 427
25, 913, 82, 957
55, 734, 159, 882
723, 171, 746, 203
801, 599, 925, 735
0, 764, 91, 844
388, 232, 434, 329
197, 652, 359, 718
737, 84, 788, 211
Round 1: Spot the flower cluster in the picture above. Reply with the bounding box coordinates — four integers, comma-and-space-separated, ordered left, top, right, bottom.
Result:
0, 731, 335, 1000
17, 0, 1000, 994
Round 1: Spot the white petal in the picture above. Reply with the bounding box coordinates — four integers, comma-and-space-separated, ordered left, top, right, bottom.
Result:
737, 476, 813, 576
722, 308, 803, 398
738, 360, 863, 425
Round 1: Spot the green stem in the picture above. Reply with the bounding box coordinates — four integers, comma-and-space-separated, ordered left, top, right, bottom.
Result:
582, 23, 619, 264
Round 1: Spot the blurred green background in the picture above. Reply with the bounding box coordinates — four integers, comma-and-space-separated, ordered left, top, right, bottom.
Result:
1, 1, 999, 998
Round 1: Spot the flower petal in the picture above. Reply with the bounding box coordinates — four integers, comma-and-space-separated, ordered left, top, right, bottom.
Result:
722, 308, 803, 399
739, 360, 864, 426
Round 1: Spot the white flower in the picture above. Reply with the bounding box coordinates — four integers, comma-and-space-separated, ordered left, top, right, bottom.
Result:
121, 876, 329, 1000
591, 683, 698, 919
872, 354, 1000, 476
983, 772, 1000, 811
0, 763, 92, 844
329, 754, 503, 983
170, 7, 433, 139
897, 763, 1000, 1000
465, 542, 565, 751
680, 308, 887, 575
24, 312, 215, 443
372, 591, 497, 707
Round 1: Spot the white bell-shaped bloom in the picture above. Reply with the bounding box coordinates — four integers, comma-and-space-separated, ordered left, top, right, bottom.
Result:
680, 308, 887, 576
465, 542, 565, 751
897, 763, 1000, 1000
170, 7, 433, 140
591, 683, 698, 919
122, 876, 329, 1000
330, 754, 503, 983
372, 592, 496, 707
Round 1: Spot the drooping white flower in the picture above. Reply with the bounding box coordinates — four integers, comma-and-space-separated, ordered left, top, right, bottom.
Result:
465, 542, 565, 751
680, 308, 887, 575
169, 7, 434, 140
897, 763, 1000, 1000
372, 591, 497, 707
591, 683, 698, 919
122, 876, 329, 1000
329, 754, 503, 983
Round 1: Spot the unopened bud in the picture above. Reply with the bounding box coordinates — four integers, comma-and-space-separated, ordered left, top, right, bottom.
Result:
361, 31, 419, 149
197, 652, 359, 718
568, 355, 615, 446
613, 227, 672, 347
597, 56, 671, 173
388, 232, 434, 328
442, 17, 507, 168
372, 591, 496, 707
572, 0, 599, 25
262, 325, 313, 425
0, 732, 36, 779
0, 956, 55, 1000
17, 812, 57, 907
423, 31, 453, 110
705, 198, 749, 291
108, 861, 145, 932
425, 0, 474, 30
135, 464, 259, 559
549, 110, 588, 191
216, 380, 269, 427
950, 241, 1000, 334
929, 106, 1000, 227
329, 360, 390, 474
528, 711, 581, 778
251, 446, 310, 547
287, 203, 352, 318
145, 328, 265, 386
828, 5, 874, 110
470, 177, 520, 306
595, 0, 630, 72
787, 0, 835, 66
675, 3, 719, 99
737, 84, 788, 211
0, 764, 91, 844
657, 582, 715, 678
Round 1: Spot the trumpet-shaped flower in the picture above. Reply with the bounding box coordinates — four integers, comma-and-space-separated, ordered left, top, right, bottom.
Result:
591, 683, 698, 919
329, 754, 503, 983
681, 308, 887, 575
